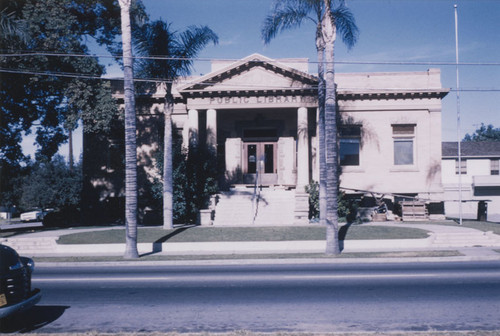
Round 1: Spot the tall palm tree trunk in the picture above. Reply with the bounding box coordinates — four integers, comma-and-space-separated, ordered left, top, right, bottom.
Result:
323, 0, 340, 255
119, 0, 139, 259
163, 86, 174, 229
316, 23, 327, 227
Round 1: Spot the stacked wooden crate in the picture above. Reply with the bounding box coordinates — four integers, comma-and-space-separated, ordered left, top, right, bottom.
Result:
400, 201, 428, 221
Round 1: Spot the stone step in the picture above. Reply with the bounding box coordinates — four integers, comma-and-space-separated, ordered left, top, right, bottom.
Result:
215, 207, 294, 215
215, 210, 293, 220
213, 189, 296, 226
216, 198, 294, 204
216, 202, 293, 208
2, 237, 57, 253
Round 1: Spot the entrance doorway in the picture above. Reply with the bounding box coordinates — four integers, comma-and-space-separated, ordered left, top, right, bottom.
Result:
243, 142, 277, 184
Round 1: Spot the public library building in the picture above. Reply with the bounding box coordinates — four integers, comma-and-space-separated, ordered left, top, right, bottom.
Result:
83, 53, 449, 225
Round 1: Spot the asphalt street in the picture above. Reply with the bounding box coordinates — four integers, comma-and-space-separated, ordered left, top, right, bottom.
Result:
2, 261, 499, 333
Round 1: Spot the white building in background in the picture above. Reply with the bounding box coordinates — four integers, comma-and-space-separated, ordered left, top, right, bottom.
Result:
84, 54, 450, 225
442, 141, 500, 222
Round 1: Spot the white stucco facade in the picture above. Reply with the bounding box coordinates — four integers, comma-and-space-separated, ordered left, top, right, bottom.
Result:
335, 70, 445, 201
94, 53, 451, 225
173, 54, 448, 222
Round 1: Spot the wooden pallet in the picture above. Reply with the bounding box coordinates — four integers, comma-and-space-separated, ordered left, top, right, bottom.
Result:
400, 201, 428, 221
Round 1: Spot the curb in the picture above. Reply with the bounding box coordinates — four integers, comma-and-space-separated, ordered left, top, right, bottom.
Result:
31, 237, 435, 257
4, 222, 500, 266
35, 253, 500, 268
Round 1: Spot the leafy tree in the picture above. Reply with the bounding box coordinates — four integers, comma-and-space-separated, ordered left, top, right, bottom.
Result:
0, 1, 27, 41
0, 162, 28, 209
0, 0, 127, 217
133, 19, 218, 229
262, 0, 358, 255
18, 155, 81, 211
153, 134, 218, 224
463, 123, 500, 142
0, 0, 127, 182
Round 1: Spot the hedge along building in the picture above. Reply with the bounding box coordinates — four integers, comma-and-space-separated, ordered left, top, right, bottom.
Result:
83, 53, 449, 225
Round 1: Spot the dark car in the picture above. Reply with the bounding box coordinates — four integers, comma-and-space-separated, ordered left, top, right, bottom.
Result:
0, 244, 41, 321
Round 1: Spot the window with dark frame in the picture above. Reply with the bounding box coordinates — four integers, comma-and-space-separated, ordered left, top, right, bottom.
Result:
339, 125, 361, 166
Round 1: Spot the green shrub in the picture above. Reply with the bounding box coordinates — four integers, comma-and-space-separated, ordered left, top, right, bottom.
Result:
306, 181, 359, 223
305, 181, 319, 219
153, 139, 218, 224
19, 155, 81, 211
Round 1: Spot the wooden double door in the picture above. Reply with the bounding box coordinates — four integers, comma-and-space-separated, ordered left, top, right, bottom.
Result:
242, 142, 277, 184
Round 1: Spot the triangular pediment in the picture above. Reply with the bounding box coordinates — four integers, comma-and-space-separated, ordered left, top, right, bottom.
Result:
178, 54, 317, 95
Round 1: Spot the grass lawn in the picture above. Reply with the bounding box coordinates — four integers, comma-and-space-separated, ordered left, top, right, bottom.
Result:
56, 224, 431, 245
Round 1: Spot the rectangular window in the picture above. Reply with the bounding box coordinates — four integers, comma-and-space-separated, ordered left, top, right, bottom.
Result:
339, 126, 361, 166
264, 144, 274, 174
491, 159, 499, 175
392, 124, 415, 166
247, 144, 257, 174
455, 159, 467, 175
394, 139, 414, 165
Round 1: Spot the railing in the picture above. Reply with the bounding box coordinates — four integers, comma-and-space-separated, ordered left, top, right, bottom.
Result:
251, 161, 264, 225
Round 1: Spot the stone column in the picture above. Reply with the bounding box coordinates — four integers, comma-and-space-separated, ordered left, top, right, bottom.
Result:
295, 107, 310, 224
206, 109, 217, 154
312, 107, 320, 182
188, 109, 199, 148
296, 107, 309, 189
225, 138, 242, 184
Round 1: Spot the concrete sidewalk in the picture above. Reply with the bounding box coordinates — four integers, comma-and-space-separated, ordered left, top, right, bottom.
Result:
1, 222, 500, 262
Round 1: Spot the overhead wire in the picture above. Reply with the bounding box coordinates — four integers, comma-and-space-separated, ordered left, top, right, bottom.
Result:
1, 51, 500, 92
1, 67, 499, 92
1, 50, 500, 66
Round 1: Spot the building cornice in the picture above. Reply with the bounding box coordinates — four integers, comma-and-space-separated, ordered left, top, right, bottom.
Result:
338, 89, 450, 100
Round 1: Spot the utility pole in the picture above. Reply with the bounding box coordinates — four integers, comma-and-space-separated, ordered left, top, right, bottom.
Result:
454, 4, 463, 225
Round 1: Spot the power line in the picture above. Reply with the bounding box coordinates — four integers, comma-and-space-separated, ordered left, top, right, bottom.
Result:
2, 51, 500, 67
2, 67, 500, 92
0, 67, 166, 83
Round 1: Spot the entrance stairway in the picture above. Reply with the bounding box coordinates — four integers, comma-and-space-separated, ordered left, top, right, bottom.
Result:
1, 236, 57, 254
212, 187, 296, 226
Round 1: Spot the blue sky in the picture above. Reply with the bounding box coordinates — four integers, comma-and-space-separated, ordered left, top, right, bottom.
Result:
139, 0, 499, 142
24, 0, 500, 159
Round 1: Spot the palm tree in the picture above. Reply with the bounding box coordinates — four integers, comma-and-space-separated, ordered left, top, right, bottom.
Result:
322, 0, 357, 255
262, 0, 328, 228
262, 0, 357, 255
118, 0, 139, 259
134, 20, 218, 229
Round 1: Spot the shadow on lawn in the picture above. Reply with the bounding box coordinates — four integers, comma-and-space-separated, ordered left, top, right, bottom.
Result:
141, 226, 194, 256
